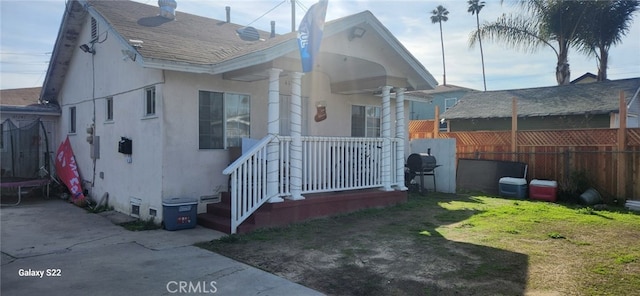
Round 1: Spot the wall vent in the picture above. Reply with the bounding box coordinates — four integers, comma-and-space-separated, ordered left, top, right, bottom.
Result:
91, 17, 98, 42
130, 197, 141, 218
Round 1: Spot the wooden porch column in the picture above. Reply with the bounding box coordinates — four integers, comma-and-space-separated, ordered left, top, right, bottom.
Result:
267, 68, 284, 203
288, 72, 305, 200
381, 85, 393, 191
394, 87, 407, 190
617, 91, 627, 199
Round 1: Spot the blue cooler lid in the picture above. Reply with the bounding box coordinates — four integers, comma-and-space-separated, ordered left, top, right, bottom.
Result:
162, 197, 197, 206
499, 177, 527, 186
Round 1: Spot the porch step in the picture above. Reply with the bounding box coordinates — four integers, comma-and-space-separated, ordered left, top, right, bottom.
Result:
197, 192, 257, 234
197, 213, 258, 234
197, 213, 231, 233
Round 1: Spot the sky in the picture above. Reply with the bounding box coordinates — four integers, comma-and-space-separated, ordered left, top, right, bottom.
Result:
1, 0, 639, 91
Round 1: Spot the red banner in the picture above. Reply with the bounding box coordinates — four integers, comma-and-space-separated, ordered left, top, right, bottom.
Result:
55, 136, 86, 204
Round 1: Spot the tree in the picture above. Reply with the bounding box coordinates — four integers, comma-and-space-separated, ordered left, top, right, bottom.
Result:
431, 5, 449, 85
468, 0, 487, 91
574, 1, 639, 81
469, 0, 589, 85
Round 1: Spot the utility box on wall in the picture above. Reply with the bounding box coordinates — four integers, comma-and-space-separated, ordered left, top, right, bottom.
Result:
118, 137, 132, 154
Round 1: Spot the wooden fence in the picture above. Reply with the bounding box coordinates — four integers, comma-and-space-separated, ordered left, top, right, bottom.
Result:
435, 128, 640, 201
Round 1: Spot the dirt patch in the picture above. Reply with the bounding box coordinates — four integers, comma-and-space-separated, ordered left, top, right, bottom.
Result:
200, 194, 529, 295
199, 193, 640, 295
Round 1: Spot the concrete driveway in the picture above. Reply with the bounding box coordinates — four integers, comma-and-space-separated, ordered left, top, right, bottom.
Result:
1, 197, 323, 296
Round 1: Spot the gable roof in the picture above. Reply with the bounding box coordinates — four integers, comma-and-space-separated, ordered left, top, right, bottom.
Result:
0, 87, 60, 115
442, 78, 640, 120
42, 0, 436, 102
571, 72, 598, 84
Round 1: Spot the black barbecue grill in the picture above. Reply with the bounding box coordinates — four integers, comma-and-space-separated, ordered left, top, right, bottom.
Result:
405, 149, 440, 194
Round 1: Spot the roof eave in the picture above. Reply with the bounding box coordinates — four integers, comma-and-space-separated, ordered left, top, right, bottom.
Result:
0, 105, 62, 116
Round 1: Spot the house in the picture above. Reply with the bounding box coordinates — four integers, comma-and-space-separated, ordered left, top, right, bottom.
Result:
405, 84, 474, 135
41, 0, 437, 233
406, 84, 474, 120
1, 87, 60, 178
571, 72, 599, 84
441, 78, 640, 132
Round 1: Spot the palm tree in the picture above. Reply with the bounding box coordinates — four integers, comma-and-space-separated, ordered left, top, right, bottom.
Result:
469, 0, 589, 85
468, 0, 487, 91
431, 5, 449, 85
574, 1, 639, 81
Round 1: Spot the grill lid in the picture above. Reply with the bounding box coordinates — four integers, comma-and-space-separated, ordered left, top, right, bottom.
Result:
407, 153, 439, 172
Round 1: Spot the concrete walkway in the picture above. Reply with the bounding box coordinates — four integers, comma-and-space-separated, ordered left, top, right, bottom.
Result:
1, 197, 323, 296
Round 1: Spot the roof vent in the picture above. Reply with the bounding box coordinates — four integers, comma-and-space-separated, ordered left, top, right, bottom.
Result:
236, 27, 260, 41
158, 0, 177, 20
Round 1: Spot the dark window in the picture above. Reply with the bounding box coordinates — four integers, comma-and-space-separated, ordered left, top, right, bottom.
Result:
351, 105, 380, 137
106, 97, 113, 121
199, 91, 250, 149
144, 87, 156, 116
69, 107, 76, 133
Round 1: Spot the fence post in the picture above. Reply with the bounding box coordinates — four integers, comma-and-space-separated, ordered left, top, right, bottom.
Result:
617, 91, 627, 199
564, 149, 570, 186
434, 105, 440, 139
511, 98, 517, 162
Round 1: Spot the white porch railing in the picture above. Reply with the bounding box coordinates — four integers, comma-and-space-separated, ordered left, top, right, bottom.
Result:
222, 135, 274, 234
278, 136, 398, 194
223, 135, 400, 233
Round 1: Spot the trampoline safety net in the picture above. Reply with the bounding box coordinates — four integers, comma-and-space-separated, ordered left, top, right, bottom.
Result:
1, 119, 50, 179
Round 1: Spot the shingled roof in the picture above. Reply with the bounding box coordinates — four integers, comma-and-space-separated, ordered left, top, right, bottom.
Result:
88, 0, 293, 66
0, 87, 60, 115
0, 87, 42, 106
442, 78, 640, 120
42, 0, 436, 102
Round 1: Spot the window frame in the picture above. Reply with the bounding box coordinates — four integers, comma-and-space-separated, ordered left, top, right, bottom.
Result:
144, 86, 156, 117
105, 97, 113, 122
444, 97, 458, 111
0, 122, 4, 151
198, 91, 251, 150
441, 98, 458, 131
351, 104, 381, 138
69, 106, 77, 134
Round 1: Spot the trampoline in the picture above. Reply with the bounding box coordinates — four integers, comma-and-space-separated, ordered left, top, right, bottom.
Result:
0, 177, 50, 206
1, 118, 52, 206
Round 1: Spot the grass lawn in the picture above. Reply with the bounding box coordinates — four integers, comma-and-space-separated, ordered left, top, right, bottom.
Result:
197, 193, 640, 295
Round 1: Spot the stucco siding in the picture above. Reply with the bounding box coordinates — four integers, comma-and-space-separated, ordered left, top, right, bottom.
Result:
56, 14, 165, 221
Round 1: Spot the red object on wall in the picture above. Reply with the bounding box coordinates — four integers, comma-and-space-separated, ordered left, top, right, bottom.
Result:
529, 179, 558, 202
55, 136, 86, 204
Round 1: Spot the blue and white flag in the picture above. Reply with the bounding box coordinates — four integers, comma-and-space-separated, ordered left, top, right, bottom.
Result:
297, 0, 328, 73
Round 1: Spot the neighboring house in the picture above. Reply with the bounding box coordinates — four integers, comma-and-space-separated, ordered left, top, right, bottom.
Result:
442, 78, 640, 132
571, 72, 599, 84
406, 84, 474, 131
0, 87, 60, 177
41, 0, 437, 232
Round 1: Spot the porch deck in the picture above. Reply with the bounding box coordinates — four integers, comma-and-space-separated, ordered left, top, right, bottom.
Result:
197, 189, 407, 234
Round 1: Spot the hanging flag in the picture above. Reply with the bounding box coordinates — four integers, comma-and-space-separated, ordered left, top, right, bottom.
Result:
55, 136, 86, 205
297, 0, 328, 72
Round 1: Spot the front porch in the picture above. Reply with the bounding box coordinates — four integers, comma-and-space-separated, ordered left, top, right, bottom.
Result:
197, 188, 407, 234
197, 62, 421, 234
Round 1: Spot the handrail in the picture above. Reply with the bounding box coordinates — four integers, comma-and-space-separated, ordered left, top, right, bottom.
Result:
221, 134, 402, 233
223, 134, 275, 175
